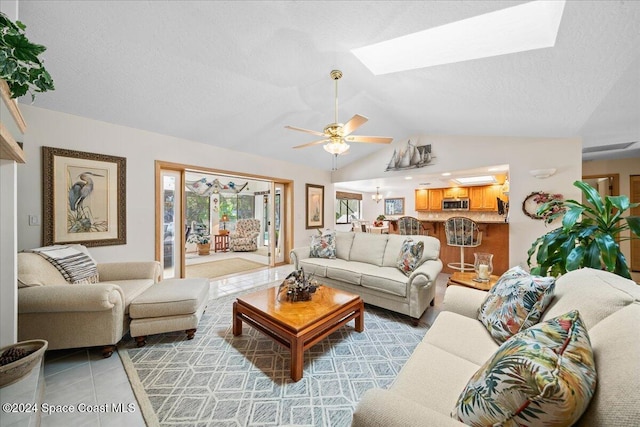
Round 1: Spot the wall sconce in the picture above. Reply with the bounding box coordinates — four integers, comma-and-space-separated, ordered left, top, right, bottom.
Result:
529, 168, 556, 179
372, 187, 383, 203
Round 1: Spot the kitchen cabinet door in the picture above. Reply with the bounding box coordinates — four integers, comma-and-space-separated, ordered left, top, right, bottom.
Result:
482, 185, 501, 211
443, 187, 469, 198
428, 189, 443, 211
469, 187, 484, 210
415, 189, 429, 211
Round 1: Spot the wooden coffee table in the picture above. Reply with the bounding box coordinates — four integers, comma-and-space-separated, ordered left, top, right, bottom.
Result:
447, 271, 500, 291
232, 285, 364, 381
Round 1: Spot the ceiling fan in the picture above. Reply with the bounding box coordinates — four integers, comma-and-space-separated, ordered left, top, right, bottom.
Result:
285, 70, 393, 161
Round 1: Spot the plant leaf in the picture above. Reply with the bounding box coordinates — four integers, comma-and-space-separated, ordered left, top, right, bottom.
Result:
566, 245, 585, 271
574, 180, 605, 215
626, 216, 640, 237
584, 242, 602, 269
614, 252, 631, 279
562, 205, 583, 230
595, 233, 618, 272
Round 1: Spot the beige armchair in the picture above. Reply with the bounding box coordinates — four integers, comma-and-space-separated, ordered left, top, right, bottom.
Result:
17, 248, 161, 357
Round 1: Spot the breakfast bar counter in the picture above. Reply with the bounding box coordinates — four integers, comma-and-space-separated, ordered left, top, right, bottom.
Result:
388, 219, 509, 275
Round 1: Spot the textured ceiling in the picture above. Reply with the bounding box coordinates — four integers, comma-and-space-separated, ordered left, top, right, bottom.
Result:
15, 1, 640, 173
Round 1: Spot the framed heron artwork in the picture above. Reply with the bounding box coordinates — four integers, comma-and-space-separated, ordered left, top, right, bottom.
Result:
42, 147, 126, 246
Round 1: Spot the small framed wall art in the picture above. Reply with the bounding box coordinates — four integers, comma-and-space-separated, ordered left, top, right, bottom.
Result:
42, 146, 127, 246
384, 197, 405, 216
305, 183, 324, 229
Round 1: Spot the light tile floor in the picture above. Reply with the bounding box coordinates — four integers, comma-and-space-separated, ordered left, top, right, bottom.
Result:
36, 265, 450, 426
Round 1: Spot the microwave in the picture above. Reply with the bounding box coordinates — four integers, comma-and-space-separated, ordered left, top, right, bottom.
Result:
442, 198, 470, 211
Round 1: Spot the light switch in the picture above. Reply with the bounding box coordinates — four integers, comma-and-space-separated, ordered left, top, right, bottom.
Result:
28, 214, 41, 226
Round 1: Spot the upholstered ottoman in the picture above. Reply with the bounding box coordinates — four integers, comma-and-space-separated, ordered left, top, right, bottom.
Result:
129, 278, 209, 347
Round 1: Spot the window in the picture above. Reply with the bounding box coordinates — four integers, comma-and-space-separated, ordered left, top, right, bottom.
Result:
186, 191, 210, 234
220, 194, 256, 230
335, 191, 362, 224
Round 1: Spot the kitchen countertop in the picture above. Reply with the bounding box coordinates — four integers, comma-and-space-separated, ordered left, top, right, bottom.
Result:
387, 218, 509, 224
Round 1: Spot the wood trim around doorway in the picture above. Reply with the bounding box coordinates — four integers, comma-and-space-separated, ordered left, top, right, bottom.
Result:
155, 160, 294, 275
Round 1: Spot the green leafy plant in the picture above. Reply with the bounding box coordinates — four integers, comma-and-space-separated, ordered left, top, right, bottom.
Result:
528, 180, 640, 279
376, 214, 386, 221
0, 12, 54, 100
187, 232, 211, 245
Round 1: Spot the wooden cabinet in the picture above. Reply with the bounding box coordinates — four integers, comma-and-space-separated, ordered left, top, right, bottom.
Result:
415, 189, 429, 211
483, 185, 502, 211
443, 187, 468, 199
428, 189, 443, 211
469, 187, 484, 210
470, 185, 503, 211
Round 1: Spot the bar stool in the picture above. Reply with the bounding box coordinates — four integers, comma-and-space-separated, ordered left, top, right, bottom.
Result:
397, 216, 425, 235
444, 217, 482, 272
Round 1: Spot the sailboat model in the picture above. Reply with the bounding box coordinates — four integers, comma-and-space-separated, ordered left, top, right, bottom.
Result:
385, 140, 433, 171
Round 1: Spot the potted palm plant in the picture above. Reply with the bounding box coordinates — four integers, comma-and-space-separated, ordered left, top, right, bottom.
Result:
528, 180, 640, 279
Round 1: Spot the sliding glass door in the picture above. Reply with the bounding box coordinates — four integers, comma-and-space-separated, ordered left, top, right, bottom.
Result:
160, 169, 183, 279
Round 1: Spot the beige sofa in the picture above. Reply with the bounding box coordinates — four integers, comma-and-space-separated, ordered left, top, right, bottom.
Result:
17, 251, 161, 357
290, 232, 442, 323
352, 268, 640, 426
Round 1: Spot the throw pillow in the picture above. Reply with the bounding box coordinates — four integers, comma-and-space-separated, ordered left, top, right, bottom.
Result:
452, 310, 597, 427
478, 265, 555, 344
309, 229, 336, 259
396, 238, 425, 276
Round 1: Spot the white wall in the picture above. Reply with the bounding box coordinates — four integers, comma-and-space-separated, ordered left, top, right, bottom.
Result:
1, 160, 18, 347
0, 0, 20, 347
17, 106, 332, 261
332, 134, 583, 270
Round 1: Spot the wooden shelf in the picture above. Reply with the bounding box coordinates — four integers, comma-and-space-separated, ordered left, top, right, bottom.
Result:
0, 79, 26, 163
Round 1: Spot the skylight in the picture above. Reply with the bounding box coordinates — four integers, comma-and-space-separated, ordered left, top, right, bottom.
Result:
352, 0, 566, 75
452, 176, 497, 185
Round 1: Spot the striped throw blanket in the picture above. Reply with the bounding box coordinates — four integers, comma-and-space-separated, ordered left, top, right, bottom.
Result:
29, 245, 99, 284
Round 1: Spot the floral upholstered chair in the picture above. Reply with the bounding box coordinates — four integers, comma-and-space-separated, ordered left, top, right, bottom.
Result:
229, 219, 261, 252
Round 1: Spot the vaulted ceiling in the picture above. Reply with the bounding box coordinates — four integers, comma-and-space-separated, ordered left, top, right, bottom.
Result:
15, 1, 640, 171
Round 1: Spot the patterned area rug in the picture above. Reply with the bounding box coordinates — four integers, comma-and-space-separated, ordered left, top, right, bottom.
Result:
120, 284, 429, 427
185, 258, 265, 279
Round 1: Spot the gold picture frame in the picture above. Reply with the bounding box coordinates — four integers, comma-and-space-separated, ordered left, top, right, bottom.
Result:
384, 197, 405, 216
42, 146, 126, 247
305, 183, 324, 229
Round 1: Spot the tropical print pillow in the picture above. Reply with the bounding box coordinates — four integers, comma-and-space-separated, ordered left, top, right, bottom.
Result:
478, 265, 555, 343
452, 310, 597, 427
396, 238, 425, 276
309, 229, 336, 259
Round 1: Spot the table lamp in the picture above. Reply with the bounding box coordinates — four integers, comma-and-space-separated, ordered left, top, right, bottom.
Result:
220, 214, 229, 235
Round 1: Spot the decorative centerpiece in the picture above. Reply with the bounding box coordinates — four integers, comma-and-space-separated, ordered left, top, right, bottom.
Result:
374, 214, 386, 227
278, 267, 319, 302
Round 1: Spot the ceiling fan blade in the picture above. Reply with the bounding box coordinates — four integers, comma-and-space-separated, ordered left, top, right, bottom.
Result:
345, 135, 393, 144
285, 125, 326, 137
292, 139, 329, 149
342, 114, 368, 136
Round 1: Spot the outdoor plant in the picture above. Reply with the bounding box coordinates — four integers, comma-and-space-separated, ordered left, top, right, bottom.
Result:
527, 180, 640, 279
0, 12, 54, 100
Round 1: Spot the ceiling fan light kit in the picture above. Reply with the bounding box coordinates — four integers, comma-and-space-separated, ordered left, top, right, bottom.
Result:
286, 70, 393, 168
